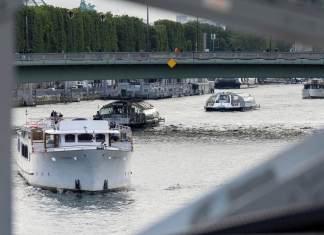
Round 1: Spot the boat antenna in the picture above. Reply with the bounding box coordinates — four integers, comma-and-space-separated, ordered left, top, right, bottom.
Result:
25, 109, 28, 125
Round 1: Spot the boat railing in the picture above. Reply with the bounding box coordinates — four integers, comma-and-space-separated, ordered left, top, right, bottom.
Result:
112, 124, 133, 142
44, 143, 132, 152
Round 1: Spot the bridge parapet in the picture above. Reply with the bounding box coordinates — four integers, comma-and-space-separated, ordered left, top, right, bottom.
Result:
15, 52, 324, 66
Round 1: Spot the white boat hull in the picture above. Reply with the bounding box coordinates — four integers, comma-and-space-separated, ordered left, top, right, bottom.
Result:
303, 88, 324, 99
16, 149, 132, 192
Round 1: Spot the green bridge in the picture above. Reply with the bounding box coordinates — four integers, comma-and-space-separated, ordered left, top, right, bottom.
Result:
15, 52, 324, 83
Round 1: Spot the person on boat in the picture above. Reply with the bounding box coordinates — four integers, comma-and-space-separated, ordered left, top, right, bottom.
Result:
50, 110, 57, 117
109, 121, 116, 129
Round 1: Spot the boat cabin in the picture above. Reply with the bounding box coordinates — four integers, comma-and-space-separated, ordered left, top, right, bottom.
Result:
18, 119, 132, 154
304, 79, 324, 90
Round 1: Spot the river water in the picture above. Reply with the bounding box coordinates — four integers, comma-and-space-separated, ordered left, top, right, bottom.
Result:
11, 84, 324, 235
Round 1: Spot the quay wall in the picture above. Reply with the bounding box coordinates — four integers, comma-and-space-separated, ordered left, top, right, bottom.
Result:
12, 82, 212, 107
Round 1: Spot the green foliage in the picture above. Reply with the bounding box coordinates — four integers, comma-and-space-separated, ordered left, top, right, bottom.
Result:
15, 6, 292, 53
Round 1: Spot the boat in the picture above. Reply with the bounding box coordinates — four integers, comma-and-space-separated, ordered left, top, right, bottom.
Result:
16, 111, 133, 192
93, 100, 164, 127
302, 79, 324, 99
214, 78, 258, 89
205, 92, 259, 111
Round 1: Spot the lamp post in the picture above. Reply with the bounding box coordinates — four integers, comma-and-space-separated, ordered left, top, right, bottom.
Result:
146, 0, 150, 52
196, 17, 199, 52
211, 33, 216, 52
25, 0, 29, 53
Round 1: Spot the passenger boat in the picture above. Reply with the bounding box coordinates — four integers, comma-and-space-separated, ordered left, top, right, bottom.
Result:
214, 78, 257, 89
205, 92, 259, 111
16, 112, 133, 192
302, 79, 324, 99
94, 100, 164, 127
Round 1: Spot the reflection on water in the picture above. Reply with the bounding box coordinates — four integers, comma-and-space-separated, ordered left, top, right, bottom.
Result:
12, 85, 324, 235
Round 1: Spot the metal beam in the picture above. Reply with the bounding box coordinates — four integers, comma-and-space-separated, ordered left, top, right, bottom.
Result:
127, 0, 324, 47
15, 52, 324, 82
15, 63, 324, 83
0, 0, 18, 235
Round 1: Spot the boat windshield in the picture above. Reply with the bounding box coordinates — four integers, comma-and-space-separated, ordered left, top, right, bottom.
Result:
217, 94, 230, 103
207, 95, 218, 103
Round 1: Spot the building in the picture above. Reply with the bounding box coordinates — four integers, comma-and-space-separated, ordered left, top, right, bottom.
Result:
80, 0, 96, 12
176, 14, 226, 29
24, 0, 47, 6
101, 78, 213, 100
290, 42, 313, 52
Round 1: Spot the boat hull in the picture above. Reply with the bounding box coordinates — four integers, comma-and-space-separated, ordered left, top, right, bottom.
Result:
303, 89, 324, 99
205, 106, 257, 112
16, 149, 132, 192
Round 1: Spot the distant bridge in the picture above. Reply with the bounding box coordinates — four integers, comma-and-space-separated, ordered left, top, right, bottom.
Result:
15, 52, 324, 83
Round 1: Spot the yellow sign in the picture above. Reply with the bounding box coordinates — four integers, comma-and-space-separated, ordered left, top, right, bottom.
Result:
167, 59, 177, 69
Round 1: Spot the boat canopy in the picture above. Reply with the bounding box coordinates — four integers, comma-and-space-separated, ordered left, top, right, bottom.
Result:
101, 100, 154, 111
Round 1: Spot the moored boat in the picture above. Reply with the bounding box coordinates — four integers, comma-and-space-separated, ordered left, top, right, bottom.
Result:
16, 112, 133, 192
214, 78, 257, 89
94, 100, 164, 127
302, 79, 324, 99
205, 92, 259, 111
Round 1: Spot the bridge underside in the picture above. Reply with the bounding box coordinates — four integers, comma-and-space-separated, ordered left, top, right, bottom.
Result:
16, 64, 324, 83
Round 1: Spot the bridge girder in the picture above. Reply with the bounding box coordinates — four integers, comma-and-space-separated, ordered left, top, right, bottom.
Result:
15, 52, 324, 83
16, 63, 324, 83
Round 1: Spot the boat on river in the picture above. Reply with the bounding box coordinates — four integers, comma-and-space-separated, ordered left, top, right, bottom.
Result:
302, 79, 324, 99
205, 92, 259, 111
214, 78, 257, 89
94, 100, 164, 127
16, 112, 133, 192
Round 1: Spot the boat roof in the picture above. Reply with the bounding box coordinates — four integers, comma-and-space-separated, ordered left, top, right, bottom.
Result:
44, 120, 118, 134
58, 120, 108, 130
45, 129, 119, 135
213, 92, 252, 97
305, 78, 324, 84
101, 100, 154, 110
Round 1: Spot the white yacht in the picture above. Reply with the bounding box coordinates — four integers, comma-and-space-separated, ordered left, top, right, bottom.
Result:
302, 79, 324, 99
205, 92, 259, 111
16, 113, 133, 192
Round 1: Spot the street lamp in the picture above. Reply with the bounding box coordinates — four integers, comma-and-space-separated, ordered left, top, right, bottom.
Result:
211, 33, 216, 52
146, 0, 150, 52
25, 0, 29, 53
196, 17, 199, 52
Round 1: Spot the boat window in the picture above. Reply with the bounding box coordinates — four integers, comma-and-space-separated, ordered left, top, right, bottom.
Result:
21, 144, 28, 159
100, 107, 113, 116
78, 134, 93, 142
96, 134, 106, 142
17, 138, 20, 152
207, 96, 217, 103
32, 130, 43, 141
233, 95, 239, 101
46, 135, 55, 145
65, 134, 75, 143
219, 95, 230, 103
304, 84, 310, 89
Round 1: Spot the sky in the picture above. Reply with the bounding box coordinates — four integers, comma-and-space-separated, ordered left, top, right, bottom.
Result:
45, 0, 178, 22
